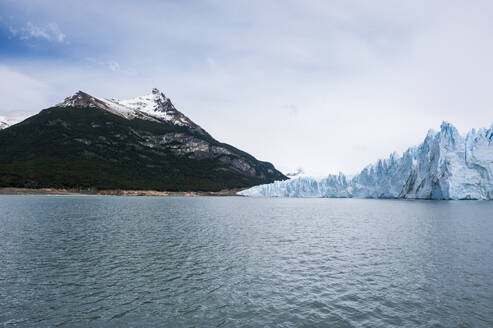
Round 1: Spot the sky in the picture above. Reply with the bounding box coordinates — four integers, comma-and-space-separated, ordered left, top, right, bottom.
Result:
1, 0, 492, 175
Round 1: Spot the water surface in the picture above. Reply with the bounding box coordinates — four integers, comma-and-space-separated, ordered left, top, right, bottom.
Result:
1, 196, 492, 327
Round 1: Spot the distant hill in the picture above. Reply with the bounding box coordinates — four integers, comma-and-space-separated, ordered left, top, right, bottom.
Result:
0, 88, 287, 191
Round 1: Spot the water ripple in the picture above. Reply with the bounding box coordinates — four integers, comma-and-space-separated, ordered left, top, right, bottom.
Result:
0, 196, 492, 327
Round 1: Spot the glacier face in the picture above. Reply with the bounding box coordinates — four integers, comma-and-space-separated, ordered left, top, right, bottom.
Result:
239, 122, 493, 200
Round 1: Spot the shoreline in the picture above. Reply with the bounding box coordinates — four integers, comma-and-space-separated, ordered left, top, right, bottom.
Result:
0, 188, 488, 200
0, 187, 243, 197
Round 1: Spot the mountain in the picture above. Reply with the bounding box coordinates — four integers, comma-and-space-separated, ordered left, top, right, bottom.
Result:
0, 88, 287, 191
0, 117, 17, 130
239, 122, 493, 200
285, 168, 305, 178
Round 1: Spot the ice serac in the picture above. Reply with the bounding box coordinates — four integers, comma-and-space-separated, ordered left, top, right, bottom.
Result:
239, 122, 493, 200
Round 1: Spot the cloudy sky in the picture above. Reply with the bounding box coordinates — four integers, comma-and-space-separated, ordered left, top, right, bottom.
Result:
1, 0, 492, 175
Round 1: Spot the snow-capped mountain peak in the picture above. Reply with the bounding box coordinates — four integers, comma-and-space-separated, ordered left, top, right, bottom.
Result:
59, 91, 108, 108
58, 91, 143, 120
56, 89, 205, 132
0, 121, 9, 130
285, 168, 306, 178
120, 88, 171, 112
0, 116, 20, 130
116, 88, 187, 124
116, 88, 200, 128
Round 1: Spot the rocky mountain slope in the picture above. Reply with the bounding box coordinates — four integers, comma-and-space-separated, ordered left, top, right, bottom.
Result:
0, 89, 286, 191
239, 122, 493, 200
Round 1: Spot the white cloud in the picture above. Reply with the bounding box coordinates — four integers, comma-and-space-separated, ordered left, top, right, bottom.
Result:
0, 66, 52, 117
12, 21, 66, 43
108, 60, 121, 72
8, 25, 17, 37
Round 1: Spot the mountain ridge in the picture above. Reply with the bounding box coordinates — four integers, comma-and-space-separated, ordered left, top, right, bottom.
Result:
0, 116, 18, 130
57, 88, 208, 133
0, 89, 287, 191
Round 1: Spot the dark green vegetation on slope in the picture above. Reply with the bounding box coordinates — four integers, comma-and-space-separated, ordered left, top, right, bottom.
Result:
0, 106, 286, 191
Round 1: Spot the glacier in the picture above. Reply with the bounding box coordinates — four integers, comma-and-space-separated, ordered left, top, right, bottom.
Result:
239, 122, 493, 200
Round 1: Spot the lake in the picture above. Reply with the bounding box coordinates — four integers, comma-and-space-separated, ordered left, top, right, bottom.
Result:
1, 196, 492, 327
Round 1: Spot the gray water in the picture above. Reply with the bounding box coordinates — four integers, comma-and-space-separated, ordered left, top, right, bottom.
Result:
0, 196, 492, 327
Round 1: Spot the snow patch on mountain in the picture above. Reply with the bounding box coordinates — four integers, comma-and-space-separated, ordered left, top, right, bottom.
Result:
0, 116, 19, 130
239, 122, 493, 200
116, 88, 195, 127
58, 91, 145, 120
285, 168, 306, 178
